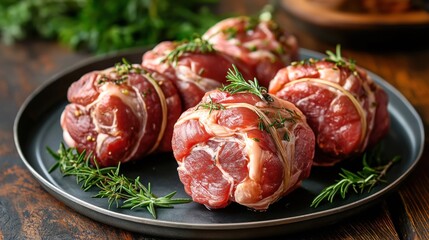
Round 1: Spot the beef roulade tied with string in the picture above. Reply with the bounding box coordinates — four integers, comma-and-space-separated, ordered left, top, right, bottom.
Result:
142, 38, 254, 110
202, 13, 299, 88
61, 61, 182, 167
269, 46, 389, 166
172, 66, 315, 210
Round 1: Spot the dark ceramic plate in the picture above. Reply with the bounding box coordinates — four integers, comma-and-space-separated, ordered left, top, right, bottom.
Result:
14, 49, 424, 239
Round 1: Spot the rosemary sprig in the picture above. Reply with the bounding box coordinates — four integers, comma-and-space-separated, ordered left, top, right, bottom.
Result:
162, 35, 214, 65
325, 44, 357, 73
311, 145, 401, 208
221, 65, 273, 102
48, 143, 191, 218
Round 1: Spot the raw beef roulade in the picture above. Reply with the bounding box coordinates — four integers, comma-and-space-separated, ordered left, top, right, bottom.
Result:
61, 62, 182, 167
203, 15, 299, 88
142, 38, 253, 109
172, 67, 315, 210
269, 47, 389, 166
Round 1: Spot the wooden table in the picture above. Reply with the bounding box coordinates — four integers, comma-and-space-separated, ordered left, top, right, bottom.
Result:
1, 1, 429, 239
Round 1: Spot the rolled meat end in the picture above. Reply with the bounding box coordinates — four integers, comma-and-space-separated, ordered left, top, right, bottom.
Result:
142, 40, 254, 110
203, 16, 299, 88
269, 58, 389, 166
172, 89, 315, 210
61, 63, 181, 167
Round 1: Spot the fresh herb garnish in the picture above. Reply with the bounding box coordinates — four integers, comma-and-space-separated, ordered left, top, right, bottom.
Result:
115, 58, 143, 75
245, 17, 259, 32
244, 4, 274, 32
258, 116, 268, 132
196, 96, 225, 114
290, 58, 318, 67
311, 144, 400, 208
48, 143, 191, 218
267, 110, 299, 142
162, 36, 214, 65
325, 44, 357, 73
283, 132, 290, 141
221, 65, 273, 102
98, 58, 143, 85
113, 58, 142, 84
270, 109, 299, 129
0, 0, 221, 53
259, 4, 274, 22
223, 27, 238, 39
291, 46, 356, 74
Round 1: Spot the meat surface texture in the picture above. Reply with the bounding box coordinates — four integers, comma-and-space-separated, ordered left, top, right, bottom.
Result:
142, 41, 254, 110
269, 60, 389, 166
203, 16, 299, 88
61, 64, 182, 167
172, 90, 315, 210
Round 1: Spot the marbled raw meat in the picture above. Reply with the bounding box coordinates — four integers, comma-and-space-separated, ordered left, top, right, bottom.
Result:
269, 59, 389, 166
172, 89, 315, 210
61, 64, 181, 167
142, 41, 253, 109
203, 16, 299, 88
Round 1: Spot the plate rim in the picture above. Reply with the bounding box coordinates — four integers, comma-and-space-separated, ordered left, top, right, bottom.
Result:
13, 48, 425, 232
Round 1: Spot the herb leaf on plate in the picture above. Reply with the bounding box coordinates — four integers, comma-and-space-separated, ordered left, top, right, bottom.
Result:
311, 144, 401, 208
48, 143, 192, 219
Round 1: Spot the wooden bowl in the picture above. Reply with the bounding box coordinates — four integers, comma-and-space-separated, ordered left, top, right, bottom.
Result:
280, 0, 429, 49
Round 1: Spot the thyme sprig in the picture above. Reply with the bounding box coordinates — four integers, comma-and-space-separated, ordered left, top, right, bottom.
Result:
114, 58, 143, 75
311, 145, 401, 208
196, 96, 225, 114
269, 109, 299, 129
221, 65, 273, 102
48, 143, 191, 218
98, 58, 144, 85
258, 116, 268, 132
162, 35, 214, 65
325, 44, 357, 73
269, 110, 300, 142
290, 58, 318, 67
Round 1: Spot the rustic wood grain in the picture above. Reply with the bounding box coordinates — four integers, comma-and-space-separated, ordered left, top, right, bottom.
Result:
1, 0, 429, 239
0, 41, 155, 240
285, 202, 399, 240
395, 148, 429, 239
0, 142, 160, 240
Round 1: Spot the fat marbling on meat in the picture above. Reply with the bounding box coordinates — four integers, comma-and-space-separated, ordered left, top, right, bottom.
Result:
142, 39, 254, 110
172, 71, 315, 210
269, 52, 389, 166
61, 63, 182, 167
203, 15, 299, 88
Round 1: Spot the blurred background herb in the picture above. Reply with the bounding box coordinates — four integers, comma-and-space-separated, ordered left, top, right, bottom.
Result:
0, 0, 222, 53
